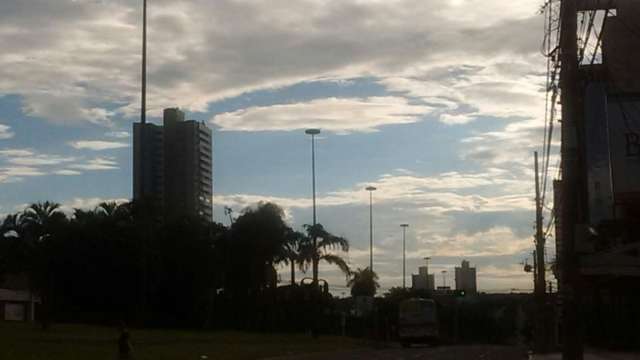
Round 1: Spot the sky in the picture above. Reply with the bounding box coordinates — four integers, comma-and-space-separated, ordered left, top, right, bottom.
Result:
0, 0, 560, 294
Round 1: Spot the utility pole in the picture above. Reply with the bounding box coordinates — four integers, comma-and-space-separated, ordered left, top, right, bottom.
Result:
559, 0, 582, 358
534, 151, 548, 353
559, 0, 581, 356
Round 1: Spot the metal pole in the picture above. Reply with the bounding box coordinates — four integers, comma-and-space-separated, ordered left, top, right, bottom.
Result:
369, 191, 373, 271
366, 186, 376, 271
305, 129, 321, 286
138, 0, 148, 198
311, 133, 317, 284
401, 224, 409, 289
403, 226, 406, 288
141, 0, 147, 125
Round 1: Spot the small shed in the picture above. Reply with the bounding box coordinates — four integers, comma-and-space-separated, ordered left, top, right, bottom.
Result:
0, 288, 40, 322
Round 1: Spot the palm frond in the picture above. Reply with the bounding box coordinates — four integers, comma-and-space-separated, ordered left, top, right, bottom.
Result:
320, 253, 351, 277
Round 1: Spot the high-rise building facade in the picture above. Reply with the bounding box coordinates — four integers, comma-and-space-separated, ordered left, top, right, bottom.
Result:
454, 260, 477, 294
133, 108, 213, 221
411, 265, 435, 291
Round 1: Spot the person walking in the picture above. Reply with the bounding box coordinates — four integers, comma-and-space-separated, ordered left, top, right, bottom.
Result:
117, 322, 133, 359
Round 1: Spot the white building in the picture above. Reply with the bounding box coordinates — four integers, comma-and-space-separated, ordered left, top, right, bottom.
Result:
454, 260, 477, 294
412, 265, 435, 290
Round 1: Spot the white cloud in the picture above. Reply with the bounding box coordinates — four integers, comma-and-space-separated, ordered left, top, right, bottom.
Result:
54, 169, 82, 176
380, 56, 546, 126
0, 124, 14, 139
460, 118, 560, 170
60, 197, 128, 214
7, 155, 75, 166
414, 226, 531, 257
0, 0, 543, 126
69, 140, 129, 151
1, 166, 45, 177
212, 97, 431, 132
0, 147, 121, 182
0, 166, 46, 183
105, 131, 130, 139
69, 157, 119, 170
214, 165, 538, 291
0, 149, 34, 157
439, 113, 476, 125
0, 148, 76, 182
218, 169, 532, 216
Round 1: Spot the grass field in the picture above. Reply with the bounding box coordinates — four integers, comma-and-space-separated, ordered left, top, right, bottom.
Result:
0, 322, 364, 360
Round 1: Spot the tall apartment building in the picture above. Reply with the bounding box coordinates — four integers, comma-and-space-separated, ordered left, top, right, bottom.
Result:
411, 265, 435, 291
133, 108, 213, 221
454, 260, 477, 294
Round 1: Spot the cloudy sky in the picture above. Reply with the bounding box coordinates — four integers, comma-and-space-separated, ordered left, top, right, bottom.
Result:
0, 0, 559, 293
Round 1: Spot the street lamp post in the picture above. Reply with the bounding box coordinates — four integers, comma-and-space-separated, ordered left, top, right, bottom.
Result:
365, 186, 377, 271
305, 129, 321, 286
400, 224, 409, 289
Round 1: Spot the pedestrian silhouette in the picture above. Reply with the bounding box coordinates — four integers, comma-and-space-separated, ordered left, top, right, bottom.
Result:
117, 322, 133, 359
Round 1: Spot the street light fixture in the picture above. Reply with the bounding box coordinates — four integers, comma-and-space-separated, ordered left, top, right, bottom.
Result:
365, 186, 377, 271
305, 128, 321, 286
400, 224, 409, 289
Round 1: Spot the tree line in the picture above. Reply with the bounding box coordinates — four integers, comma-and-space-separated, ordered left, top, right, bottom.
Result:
0, 200, 383, 330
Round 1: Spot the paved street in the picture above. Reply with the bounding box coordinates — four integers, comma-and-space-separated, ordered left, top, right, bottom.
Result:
267, 345, 640, 360
265, 344, 528, 359
532, 352, 640, 360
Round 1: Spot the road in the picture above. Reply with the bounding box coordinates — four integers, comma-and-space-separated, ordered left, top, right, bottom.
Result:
266, 344, 528, 359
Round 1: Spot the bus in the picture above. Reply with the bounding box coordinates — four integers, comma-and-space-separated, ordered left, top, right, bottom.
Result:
398, 298, 439, 347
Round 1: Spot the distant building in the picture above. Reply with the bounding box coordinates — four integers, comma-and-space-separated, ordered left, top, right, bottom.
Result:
412, 265, 435, 291
455, 260, 477, 294
0, 274, 39, 322
133, 108, 213, 221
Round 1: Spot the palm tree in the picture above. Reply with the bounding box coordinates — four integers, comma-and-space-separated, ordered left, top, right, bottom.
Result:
20, 201, 66, 329
1, 213, 25, 238
279, 229, 306, 285
97, 201, 119, 217
72, 208, 100, 225
22, 201, 65, 238
0, 213, 27, 281
347, 267, 380, 297
299, 223, 351, 282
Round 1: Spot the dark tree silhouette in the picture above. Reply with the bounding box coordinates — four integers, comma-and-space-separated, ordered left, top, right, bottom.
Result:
348, 267, 379, 297
279, 229, 306, 285
227, 202, 289, 293
299, 223, 350, 281
20, 201, 67, 329
0, 199, 357, 331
